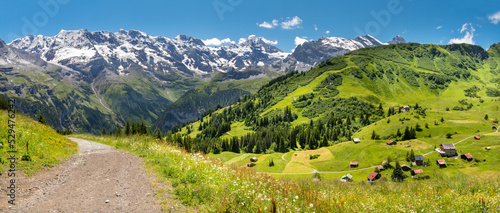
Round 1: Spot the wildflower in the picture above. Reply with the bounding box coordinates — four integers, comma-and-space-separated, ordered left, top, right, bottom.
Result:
310, 203, 313, 208
295, 196, 299, 199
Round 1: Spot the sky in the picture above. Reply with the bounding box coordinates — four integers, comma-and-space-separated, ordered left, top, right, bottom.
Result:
1, 0, 499, 52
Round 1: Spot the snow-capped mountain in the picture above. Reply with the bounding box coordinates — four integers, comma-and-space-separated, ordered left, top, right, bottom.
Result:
282, 35, 385, 71
388, 35, 407, 44
9, 29, 288, 78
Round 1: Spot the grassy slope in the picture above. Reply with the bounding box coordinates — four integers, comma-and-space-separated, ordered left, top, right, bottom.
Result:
71, 134, 500, 212
0, 110, 78, 175
201, 43, 500, 179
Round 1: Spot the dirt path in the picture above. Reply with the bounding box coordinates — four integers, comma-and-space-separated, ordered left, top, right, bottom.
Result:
1, 138, 185, 212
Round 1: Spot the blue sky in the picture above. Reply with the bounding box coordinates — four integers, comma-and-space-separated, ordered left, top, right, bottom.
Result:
1, 0, 499, 52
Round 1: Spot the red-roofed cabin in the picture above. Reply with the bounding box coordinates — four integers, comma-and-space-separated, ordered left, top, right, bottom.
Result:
350, 162, 358, 168
411, 169, 423, 176
246, 162, 255, 167
367, 172, 381, 181
474, 136, 481, 140
436, 159, 446, 168
250, 157, 258, 162
461, 153, 473, 161
386, 140, 397, 145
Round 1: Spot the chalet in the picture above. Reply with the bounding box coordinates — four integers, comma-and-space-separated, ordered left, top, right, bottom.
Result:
367, 172, 381, 182
377, 165, 385, 171
386, 140, 397, 145
492, 126, 497, 130
474, 136, 481, 140
486, 147, 491, 150
401, 106, 410, 111
401, 164, 411, 171
436, 159, 446, 168
250, 157, 258, 162
415, 155, 424, 166
461, 153, 473, 161
340, 174, 353, 182
411, 169, 423, 176
353, 138, 361, 144
440, 144, 457, 157
350, 162, 358, 168
246, 162, 256, 167
493, 120, 499, 124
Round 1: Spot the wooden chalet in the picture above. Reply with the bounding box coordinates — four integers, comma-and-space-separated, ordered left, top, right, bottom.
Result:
246, 162, 256, 167
440, 144, 457, 157
377, 165, 385, 171
436, 159, 446, 168
401, 164, 411, 171
350, 162, 358, 168
250, 157, 258, 162
401, 106, 410, 111
461, 153, 473, 161
367, 172, 381, 181
411, 169, 423, 176
414, 155, 424, 166
386, 140, 397, 145
353, 138, 361, 144
474, 136, 481, 140
340, 174, 353, 182
486, 147, 491, 150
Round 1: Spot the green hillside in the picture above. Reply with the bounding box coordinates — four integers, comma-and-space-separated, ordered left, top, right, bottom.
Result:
0, 109, 78, 175
169, 42, 500, 179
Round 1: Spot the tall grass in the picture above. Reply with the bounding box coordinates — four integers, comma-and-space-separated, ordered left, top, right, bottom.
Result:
0, 110, 78, 175
74, 134, 500, 212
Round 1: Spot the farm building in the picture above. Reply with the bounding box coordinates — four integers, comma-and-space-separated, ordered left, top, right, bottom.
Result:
350, 162, 358, 168
493, 120, 499, 124
377, 165, 385, 170
474, 136, 481, 140
246, 162, 256, 167
436, 159, 446, 168
340, 174, 353, 182
353, 138, 361, 143
492, 126, 497, 130
401, 164, 411, 171
486, 147, 491, 150
461, 153, 473, 161
440, 144, 457, 157
386, 140, 397, 145
367, 172, 381, 181
250, 157, 258, 162
401, 106, 410, 111
415, 155, 424, 166
411, 169, 423, 176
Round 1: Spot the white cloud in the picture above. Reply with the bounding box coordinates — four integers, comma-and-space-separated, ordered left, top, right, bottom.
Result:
488, 11, 500, 24
436, 26, 443, 29
459, 23, 469, 33
238, 35, 278, 45
281, 16, 303, 30
314, 24, 318, 31
294, 36, 308, 46
257, 19, 279, 29
203, 38, 235, 46
448, 23, 475, 45
326, 30, 330, 34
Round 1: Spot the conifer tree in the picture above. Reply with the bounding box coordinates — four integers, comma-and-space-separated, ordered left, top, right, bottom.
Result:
125, 121, 131, 136
391, 161, 407, 182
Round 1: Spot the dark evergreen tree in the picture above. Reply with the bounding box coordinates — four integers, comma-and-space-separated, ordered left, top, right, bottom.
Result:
125, 121, 131, 136
38, 115, 47, 125
391, 161, 407, 182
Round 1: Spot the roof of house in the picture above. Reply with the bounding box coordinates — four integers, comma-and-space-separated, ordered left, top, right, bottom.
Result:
412, 169, 423, 174
437, 160, 446, 165
341, 174, 353, 179
464, 153, 473, 159
401, 164, 411, 168
367, 172, 380, 180
350, 162, 358, 165
415, 155, 424, 161
441, 144, 455, 150
377, 165, 384, 169
474, 136, 481, 139
353, 138, 361, 142
387, 140, 396, 145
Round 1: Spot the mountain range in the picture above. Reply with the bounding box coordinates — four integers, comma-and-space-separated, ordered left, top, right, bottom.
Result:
1, 29, 406, 133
